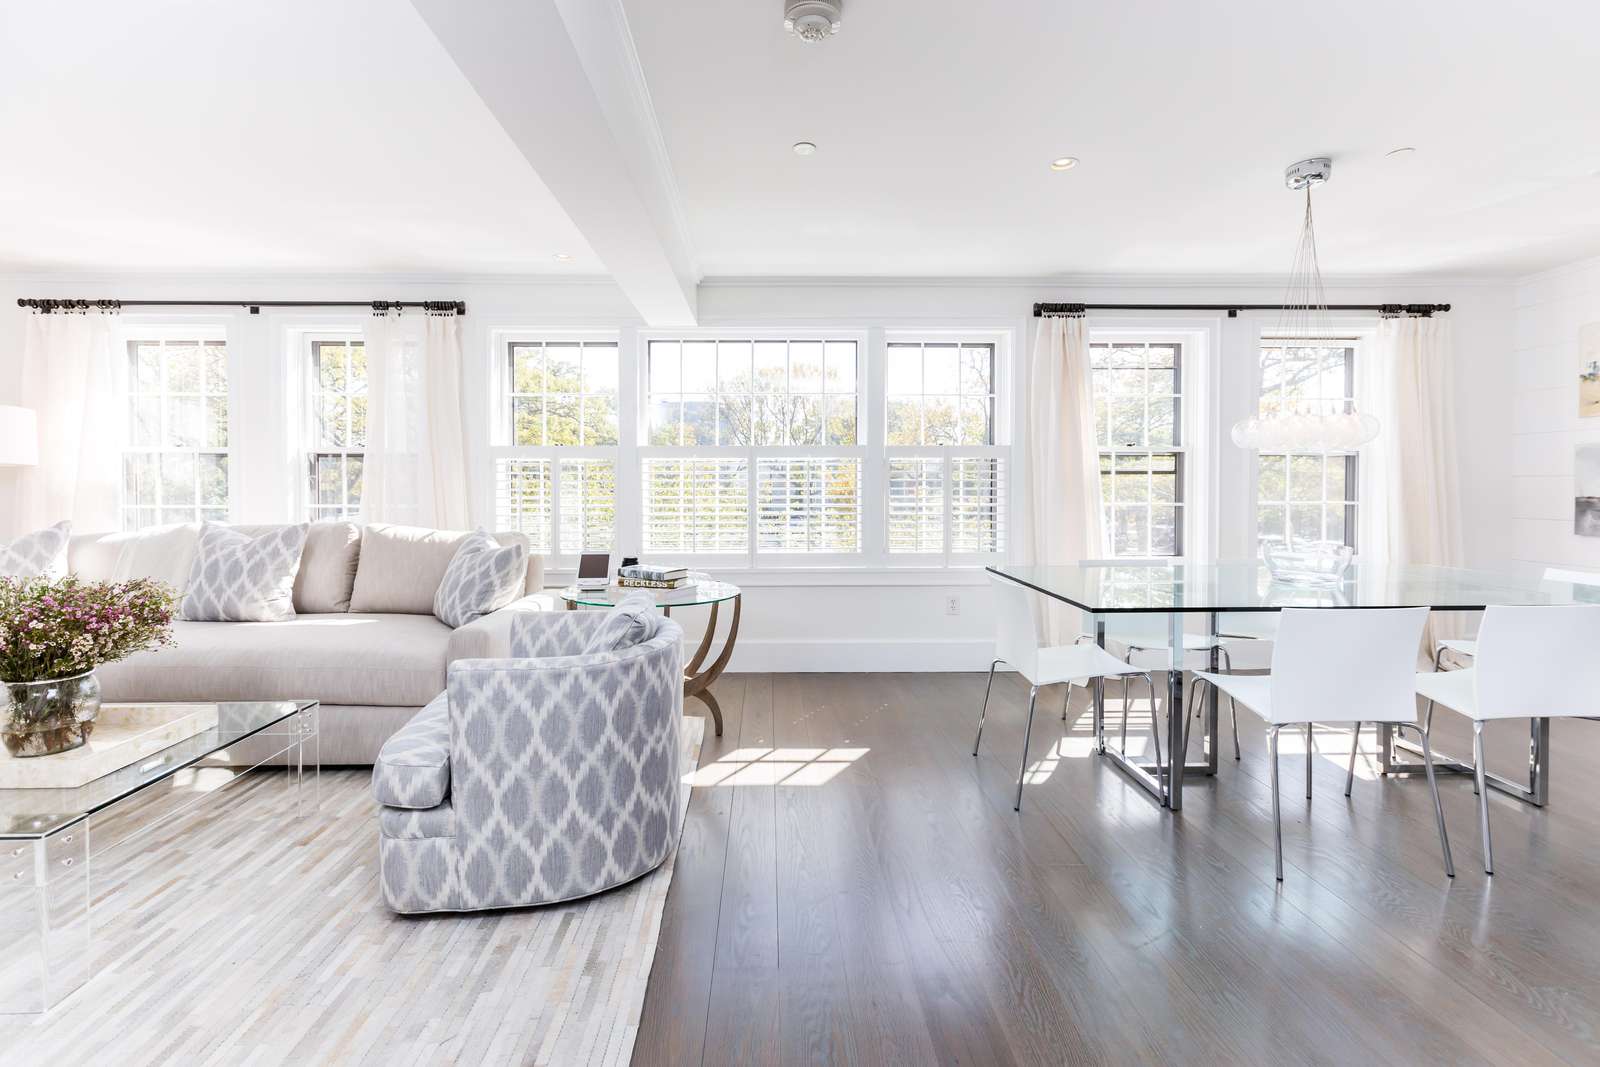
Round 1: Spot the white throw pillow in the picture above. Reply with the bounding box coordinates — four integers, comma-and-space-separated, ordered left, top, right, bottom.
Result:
180, 523, 309, 622
433, 529, 528, 629
0, 521, 70, 580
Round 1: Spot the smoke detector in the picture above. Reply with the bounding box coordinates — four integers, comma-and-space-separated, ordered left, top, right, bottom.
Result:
784, 0, 841, 42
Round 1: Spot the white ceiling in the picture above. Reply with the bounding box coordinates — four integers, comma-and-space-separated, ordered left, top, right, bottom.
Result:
0, 0, 601, 275
3, 0, 1600, 285
623, 0, 1600, 278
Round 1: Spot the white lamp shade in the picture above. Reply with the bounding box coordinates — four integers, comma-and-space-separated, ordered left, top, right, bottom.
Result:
0, 405, 39, 467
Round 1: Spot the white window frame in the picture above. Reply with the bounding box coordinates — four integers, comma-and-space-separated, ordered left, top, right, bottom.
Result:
1087, 323, 1214, 562
1253, 333, 1363, 554
116, 321, 235, 531
487, 330, 623, 565
636, 329, 869, 570
299, 329, 366, 523
882, 331, 1012, 567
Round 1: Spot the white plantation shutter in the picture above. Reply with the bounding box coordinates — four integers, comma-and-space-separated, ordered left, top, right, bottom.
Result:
951, 456, 1006, 554
887, 458, 944, 554
495, 457, 553, 554
643, 457, 749, 553
557, 458, 616, 554
756, 457, 861, 553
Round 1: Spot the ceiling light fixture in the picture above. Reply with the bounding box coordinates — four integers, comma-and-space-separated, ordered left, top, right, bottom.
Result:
1231, 157, 1381, 455
553, 253, 573, 263
783, 0, 841, 42
792, 141, 817, 156
1049, 156, 1078, 172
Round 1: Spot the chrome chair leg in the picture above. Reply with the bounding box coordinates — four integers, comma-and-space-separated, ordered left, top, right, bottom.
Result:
1421, 698, 1475, 794
1015, 685, 1041, 812
1345, 722, 1361, 797
1305, 722, 1314, 800
1268, 725, 1285, 881
973, 659, 1000, 757
1119, 679, 1130, 753
1060, 685, 1071, 724
1228, 696, 1241, 760
1472, 720, 1493, 873
1408, 722, 1455, 878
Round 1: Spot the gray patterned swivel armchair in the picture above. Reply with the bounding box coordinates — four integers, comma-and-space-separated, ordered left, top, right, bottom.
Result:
373, 604, 684, 914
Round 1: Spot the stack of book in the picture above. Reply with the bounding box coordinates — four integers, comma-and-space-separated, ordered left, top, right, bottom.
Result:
617, 564, 692, 590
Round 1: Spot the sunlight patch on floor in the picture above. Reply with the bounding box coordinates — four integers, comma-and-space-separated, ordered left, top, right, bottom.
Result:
683, 746, 868, 787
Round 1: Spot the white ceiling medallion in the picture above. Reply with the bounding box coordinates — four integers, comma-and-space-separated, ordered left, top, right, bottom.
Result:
784, 0, 842, 42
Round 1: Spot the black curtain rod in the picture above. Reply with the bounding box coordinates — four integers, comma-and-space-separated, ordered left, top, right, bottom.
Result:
17, 298, 467, 316
1033, 301, 1451, 318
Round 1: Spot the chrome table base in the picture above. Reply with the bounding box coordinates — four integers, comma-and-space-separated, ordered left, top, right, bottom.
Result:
1095, 612, 1225, 810
1376, 716, 1550, 807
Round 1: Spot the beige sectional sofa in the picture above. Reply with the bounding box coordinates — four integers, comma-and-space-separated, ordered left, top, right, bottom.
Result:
68, 521, 548, 764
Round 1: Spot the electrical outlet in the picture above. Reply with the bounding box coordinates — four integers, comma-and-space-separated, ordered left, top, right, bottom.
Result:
945, 595, 961, 616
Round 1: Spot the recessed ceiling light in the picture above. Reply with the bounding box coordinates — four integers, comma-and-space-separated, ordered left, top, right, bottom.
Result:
1385, 147, 1417, 158
1049, 156, 1079, 171
793, 141, 817, 156
553, 252, 573, 263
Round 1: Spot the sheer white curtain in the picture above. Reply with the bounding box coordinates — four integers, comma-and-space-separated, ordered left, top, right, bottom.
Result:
360, 311, 471, 529
1022, 314, 1104, 643
10, 312, 122, 536
1357, 315, 1462, 567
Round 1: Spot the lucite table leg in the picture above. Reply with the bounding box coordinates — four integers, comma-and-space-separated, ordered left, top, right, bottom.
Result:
1167, 610, 1187, 810
311, 705, 321, 810
0, 821, 90, 1014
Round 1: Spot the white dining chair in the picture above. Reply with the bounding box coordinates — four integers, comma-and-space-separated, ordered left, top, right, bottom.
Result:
1414, 604, 1600, 874
1431, 566, 1600, 668
1193, 607, 1452, 881
977, 573, 1159, 811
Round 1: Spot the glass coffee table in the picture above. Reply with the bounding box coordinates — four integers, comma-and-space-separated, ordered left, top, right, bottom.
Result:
558, 581, 740, 737
0, 699, 318, 1014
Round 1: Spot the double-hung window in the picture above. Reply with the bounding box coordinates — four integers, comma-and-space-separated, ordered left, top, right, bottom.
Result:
123, 334, 229, 530
884, 340, 1007, 560
1091, 340, 1184, 556
493, 339, 620, 557
641, 337, 862, 561
1254, 337, 1358, 552
305, 338, 366, 521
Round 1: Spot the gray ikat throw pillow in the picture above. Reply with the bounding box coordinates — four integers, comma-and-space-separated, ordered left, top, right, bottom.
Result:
433, 529, 527, 629
181, 523, 309, 622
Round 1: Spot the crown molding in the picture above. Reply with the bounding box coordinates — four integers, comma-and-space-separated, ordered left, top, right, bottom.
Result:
1512, 250, 1600, 288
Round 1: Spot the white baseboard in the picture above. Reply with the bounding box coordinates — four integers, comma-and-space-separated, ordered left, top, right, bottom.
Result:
723, 638, 996, 673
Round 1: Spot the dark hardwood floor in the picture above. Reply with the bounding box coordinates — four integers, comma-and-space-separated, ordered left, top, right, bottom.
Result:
634, 671, 1600, 1066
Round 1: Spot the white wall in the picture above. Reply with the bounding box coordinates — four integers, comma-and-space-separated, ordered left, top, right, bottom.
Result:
1509, 255, 1600, 575
0, 271, 1517, 670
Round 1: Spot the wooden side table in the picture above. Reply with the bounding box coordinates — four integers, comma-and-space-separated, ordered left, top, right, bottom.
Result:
557, 580, 741, 737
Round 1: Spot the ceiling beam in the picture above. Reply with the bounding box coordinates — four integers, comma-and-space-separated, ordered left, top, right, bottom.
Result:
410, 0, 698, 325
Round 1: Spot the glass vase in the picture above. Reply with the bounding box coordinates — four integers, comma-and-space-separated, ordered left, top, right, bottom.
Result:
1262, 541, 1354, 588
1, 670, 102, 757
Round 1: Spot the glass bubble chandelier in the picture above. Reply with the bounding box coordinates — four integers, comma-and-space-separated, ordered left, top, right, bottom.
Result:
1230, 158, 1381, 453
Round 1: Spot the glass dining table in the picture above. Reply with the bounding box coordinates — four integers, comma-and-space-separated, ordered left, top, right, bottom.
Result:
988, 561, 1595, 811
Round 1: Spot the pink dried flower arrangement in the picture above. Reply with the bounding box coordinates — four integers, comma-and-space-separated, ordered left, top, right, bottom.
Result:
0, 575, 177, 683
